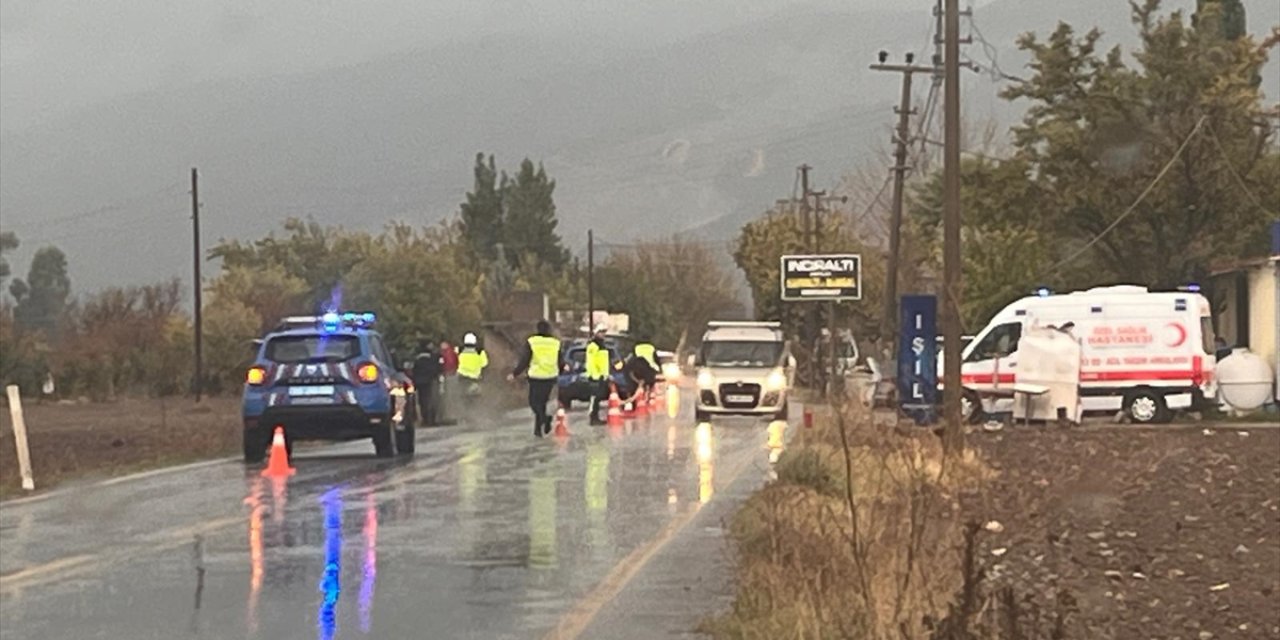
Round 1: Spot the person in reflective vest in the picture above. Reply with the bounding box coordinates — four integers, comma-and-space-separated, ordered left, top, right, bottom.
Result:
508, 320, 562, 437
633, 335, 661, 400
457, 332, 488, 396
585, 324, 611, 425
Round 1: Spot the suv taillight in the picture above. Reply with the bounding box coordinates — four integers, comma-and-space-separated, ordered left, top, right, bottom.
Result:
246, 366, 267, 385
357, 363, 379, 383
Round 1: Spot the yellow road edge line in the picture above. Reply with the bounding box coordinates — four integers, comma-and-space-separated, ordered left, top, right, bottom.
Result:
542, 446, 758, 640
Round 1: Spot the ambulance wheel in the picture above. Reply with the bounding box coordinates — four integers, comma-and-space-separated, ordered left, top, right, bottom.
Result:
961, 389, 985, 425
1124, 390, 1170, 424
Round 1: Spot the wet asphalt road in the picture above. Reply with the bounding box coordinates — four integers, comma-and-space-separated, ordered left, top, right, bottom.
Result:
0, 388, 790, 640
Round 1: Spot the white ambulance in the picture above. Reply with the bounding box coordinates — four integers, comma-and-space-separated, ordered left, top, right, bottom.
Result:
951, 285, 1217, 424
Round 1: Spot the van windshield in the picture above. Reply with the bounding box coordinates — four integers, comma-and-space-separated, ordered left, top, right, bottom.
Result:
701, 341, 783, 368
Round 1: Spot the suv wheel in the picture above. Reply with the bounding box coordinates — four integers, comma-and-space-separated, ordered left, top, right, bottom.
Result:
373, 418, 397, 458
243, 427, 267, 463
394, 415, 416, 456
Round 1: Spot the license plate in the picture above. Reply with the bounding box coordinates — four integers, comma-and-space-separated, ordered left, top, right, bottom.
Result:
725, 394, 754, 403
289, 385, 335, 397
291, 396, 334, 405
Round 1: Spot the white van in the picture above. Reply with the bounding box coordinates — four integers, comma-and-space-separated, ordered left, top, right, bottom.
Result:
951, 285, 1217, 424
692, 321, 796, 422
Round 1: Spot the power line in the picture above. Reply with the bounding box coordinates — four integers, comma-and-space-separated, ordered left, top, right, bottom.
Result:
12, 181, 186, 228
1036, 115, 1208, 276
1204, 122, 1278, 217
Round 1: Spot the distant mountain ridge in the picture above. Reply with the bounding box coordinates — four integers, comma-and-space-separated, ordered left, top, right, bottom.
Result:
1, 0, 1275, 293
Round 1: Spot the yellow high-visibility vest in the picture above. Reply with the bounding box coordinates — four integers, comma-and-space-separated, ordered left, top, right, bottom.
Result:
528, 335, 561, 380
458, 349, 488, 380
585, 341, 610, 380
635, 343, 657, 368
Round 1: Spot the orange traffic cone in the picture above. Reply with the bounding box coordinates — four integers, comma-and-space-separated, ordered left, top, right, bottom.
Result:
262, 427, 295, 477
607, 385, 624, 427
553, 408, 570, 438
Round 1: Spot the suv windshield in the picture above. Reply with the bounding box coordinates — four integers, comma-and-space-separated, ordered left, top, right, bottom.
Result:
265, 335, 361, 364
701, 341, 783, 368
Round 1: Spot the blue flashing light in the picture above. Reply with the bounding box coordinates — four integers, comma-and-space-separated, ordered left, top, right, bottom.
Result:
362, 312, 375, 324
1180, 283, 1201, 293
1034, 287, 1052, 298
320, 312, 341, 333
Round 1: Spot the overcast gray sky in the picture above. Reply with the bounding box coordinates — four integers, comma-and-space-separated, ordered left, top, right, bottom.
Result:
1, 0, 895, 134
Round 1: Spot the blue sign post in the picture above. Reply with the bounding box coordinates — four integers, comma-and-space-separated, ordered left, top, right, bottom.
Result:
898, 295, 938, 425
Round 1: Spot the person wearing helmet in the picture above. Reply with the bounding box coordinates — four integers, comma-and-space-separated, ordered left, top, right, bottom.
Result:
585, 323, 611, 425
457, 332, 489, 397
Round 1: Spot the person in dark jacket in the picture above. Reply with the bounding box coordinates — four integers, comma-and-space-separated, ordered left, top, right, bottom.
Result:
507, 320, 562, 437
619, 354, 658, 406
412, 339, 442, 426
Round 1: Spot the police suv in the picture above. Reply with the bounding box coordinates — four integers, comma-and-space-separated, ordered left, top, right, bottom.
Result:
242, 312, 416, 461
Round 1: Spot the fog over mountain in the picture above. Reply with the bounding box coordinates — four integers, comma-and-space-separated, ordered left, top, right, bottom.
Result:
2, 0, 1276, 294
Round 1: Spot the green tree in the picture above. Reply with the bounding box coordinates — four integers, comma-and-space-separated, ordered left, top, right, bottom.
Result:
596, 238, 741, 348
460, 153, 505, 264
203, 298, 260, 393
210, 218, 377, 308
733, 209, 886, 343
998, 0, 1276, 288
501, 159, 569, 272
344, 223, 484, 354
207, 264, 309, 333
10, 246, 71, 334
0, 231, 17, 285
1195, 0, 1246, 41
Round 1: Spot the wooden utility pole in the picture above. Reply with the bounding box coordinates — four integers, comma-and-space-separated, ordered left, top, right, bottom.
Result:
870, 52, 935, 357
191, 168, 204, 402
942, 0, 964, 450
587, 229, 594, 334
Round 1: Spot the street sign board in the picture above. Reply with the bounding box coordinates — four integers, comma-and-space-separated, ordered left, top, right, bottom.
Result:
780, 254, 862, 301
898, 294, 938, 425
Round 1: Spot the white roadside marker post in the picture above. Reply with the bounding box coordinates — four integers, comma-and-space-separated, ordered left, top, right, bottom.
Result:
6, 385, 35, 491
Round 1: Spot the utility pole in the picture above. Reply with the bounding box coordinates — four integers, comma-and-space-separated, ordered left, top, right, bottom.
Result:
587, 229, 594, 335
870, 52, 935, 359
942, 0, 964, 450
190, 168, 203, 402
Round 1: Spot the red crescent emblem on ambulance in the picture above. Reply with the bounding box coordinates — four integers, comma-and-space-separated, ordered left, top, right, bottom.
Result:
1164, 322, 1187, 347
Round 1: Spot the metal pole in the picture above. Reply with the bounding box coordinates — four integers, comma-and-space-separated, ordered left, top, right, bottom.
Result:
942, 0, 964, 450
191, 168, 203, 402
587, 229, 594, 335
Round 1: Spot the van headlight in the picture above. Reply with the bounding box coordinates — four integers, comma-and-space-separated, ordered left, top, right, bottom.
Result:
696, 369, 715, 389
764, 368, 787, 391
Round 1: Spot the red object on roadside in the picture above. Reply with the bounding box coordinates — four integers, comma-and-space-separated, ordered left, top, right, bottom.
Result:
803, 408, 814, 429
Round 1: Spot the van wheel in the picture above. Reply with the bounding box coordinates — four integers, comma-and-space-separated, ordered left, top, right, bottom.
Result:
1125, 390, 1170, 424
695, 409, 711, 423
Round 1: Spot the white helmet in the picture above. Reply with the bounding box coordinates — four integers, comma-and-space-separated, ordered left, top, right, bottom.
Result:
594, 323, 608, 334
463, 332, 477, 346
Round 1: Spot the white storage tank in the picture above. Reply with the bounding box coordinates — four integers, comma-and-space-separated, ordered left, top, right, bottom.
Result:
1217, 349, 1276, 412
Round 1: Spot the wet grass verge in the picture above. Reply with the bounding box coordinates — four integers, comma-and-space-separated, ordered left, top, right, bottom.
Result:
700, 402, 995, 639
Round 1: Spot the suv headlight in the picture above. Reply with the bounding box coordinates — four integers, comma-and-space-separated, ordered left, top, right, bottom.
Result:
696, 369, 715, 389
764, 368, 787, 391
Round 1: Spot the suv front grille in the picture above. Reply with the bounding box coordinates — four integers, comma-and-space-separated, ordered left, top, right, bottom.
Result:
719, 383, 761, 409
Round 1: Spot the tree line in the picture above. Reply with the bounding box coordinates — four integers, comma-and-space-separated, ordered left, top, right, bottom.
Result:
0, 156, 742, 399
